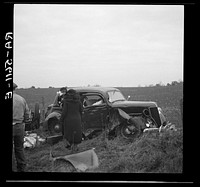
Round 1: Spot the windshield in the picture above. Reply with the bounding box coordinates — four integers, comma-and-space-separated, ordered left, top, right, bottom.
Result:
107, 90, 126, 103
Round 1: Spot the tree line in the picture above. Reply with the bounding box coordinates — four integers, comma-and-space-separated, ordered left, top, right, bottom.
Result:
28, 80, 183, 89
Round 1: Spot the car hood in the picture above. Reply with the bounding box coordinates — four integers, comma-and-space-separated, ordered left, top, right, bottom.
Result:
111, 100, 157, 108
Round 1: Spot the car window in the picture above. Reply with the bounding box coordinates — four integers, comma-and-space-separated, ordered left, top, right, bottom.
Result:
107, 90, 126, 103
82, 94, 105, 108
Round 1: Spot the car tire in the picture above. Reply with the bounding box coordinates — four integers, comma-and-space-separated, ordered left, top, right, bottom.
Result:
48, 118, 62, 135
116, 117, 143, 140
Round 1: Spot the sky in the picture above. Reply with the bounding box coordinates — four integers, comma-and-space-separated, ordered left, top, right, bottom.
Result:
14, 4, 184, 88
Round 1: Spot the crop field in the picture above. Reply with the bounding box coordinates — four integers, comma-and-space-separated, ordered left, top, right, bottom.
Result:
16, 84, 183, 116
16, 84, 183, 127
12, 84, 183, 174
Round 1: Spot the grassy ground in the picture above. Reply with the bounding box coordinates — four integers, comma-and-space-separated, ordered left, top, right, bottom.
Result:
12, 122, 182, 173
12, 84, 183, 173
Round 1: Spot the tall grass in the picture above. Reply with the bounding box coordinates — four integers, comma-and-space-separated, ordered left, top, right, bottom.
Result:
17, 122, 182, 173
89, 128, 183, 173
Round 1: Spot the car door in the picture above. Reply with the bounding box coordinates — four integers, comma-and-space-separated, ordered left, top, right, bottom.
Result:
81, 93, 109, 132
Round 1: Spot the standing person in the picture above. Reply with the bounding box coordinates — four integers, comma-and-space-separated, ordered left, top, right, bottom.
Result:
52, 87, 68, 107
12, 83, 30, 172
60, 89, 83, 151
57, 87, 68, 106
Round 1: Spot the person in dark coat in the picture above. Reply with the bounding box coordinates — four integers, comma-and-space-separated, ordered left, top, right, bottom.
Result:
60, 89, 83, 151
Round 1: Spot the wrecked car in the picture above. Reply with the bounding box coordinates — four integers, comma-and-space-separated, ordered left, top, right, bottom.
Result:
43, 87, 167, 140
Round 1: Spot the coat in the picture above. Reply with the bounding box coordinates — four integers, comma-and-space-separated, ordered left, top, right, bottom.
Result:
60, 91, 83, 144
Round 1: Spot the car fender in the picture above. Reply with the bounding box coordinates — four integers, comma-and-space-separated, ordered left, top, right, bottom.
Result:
43, 112, 61, 131
45, 111, 61, 122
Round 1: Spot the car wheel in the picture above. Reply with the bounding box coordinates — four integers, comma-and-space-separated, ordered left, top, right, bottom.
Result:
116, 117, 143, 140
48, 118, 62, 135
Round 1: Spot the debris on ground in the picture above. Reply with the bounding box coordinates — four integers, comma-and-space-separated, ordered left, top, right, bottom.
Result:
143, 122, 177, 134
50, 148, 99, 172
24, 132, 46, 148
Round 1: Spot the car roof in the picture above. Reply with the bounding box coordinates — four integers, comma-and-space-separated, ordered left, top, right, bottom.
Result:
71, 86, 120, 94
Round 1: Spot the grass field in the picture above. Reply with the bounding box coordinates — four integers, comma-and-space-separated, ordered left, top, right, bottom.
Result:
13, 83, 183, 173
16, 83, 183, 111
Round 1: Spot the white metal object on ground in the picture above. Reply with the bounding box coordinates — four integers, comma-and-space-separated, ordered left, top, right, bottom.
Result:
50, 148, 99, 172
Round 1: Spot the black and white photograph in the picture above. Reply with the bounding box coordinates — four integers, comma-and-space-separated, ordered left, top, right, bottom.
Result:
4, 2, 195, 183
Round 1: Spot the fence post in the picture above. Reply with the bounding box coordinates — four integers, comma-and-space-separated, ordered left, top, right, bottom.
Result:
41, 96, 45, 122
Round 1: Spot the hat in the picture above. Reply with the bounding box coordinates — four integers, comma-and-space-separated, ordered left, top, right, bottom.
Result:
68, 89, 76, 95
60, 87, 67, 92
13, 82, 18, 89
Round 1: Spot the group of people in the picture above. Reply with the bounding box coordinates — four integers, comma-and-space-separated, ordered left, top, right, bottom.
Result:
12, 83, 83, 172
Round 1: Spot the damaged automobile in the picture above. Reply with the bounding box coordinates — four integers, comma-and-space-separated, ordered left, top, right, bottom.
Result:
43, 87, 167, 140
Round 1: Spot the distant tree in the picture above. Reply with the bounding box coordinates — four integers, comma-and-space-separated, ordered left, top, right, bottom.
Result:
167, 80, 183, 86
31, 86, 35, 89
171, 81, 179, 86
149, 84, 154, 87
155, 81, 164, 87
93, 84, 101, 87
178, 79, 183, 83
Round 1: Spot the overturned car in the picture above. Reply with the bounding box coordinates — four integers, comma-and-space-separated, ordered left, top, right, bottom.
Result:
43, 87, 167, 140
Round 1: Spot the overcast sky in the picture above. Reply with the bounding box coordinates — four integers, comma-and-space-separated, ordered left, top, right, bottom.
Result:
14, 4, 184, 88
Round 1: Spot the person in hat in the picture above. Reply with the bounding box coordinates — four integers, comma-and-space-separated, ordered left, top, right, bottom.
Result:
12, 82, 30, 172
52, 87, 68, 107
60, 89, 83, 151
58, 87, 68, 106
